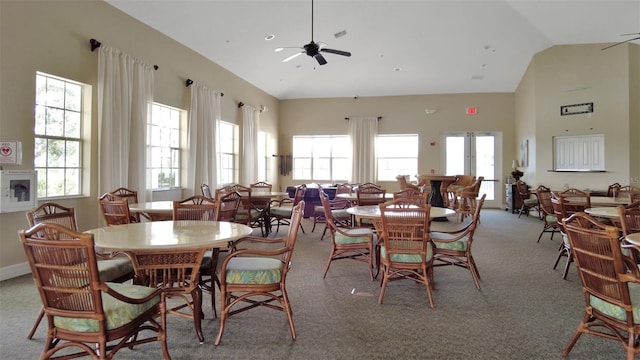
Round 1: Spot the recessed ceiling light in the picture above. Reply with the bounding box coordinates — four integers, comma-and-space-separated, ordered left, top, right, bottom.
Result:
274, 48, 284, 52
394, 67, 402, 72
265, 34, 275, 41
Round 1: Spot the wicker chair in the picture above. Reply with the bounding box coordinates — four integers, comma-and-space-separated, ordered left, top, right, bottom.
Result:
446, 175, 475, 208
215, 201, 305, 345
455, 176, 483, 221
19, 222, 170, 359
535, 185, 561, 243
232, 184, 270, 236
320, 189, 374, 280
111, 187, 141, 222
607, 182, 622, 197
393, 188, 428, 205
515, 180, 540, 218
312, 183, 352, 238
24, 202, 135, 339
552, 188, 591, 214
356, 183, 387, 227
270, 184, 307, 235
618, 185, 640, 200
173, 195, 217, 221
378, 199, 435, 307
550, 196, 574, 280
618, 201, 640, 262
431, 194, 486, 290
98, 192, 134, 226
561, 212, 640, 360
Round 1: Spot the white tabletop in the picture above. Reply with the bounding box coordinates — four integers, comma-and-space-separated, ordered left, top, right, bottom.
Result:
129, 201, 174, 213
86, 220, 252, 251
590, 196, 629, 207
625, 233, 640, 247
336, 193, 394, 201
346, 205, 456, 219
584, 207, 619, 219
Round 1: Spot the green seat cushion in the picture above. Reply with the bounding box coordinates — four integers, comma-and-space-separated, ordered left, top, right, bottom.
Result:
225, 257, 283, 284
335, 228, 373, 245
380, 242, 433, 263
235, 209, 263, 222
524, 198, 538, 205
545, 214, 558, 223
431, 232, 469, 251
331, 209, 350, 218
97, 257, 133, 282
270, 206, 293, 217
54, 282, 160, 332
590, 282, 640, 323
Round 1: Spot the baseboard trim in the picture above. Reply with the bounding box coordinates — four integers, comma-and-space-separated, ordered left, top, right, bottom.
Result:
0, 262, 31, 281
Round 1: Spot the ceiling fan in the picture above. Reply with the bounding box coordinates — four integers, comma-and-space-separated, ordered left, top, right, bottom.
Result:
275, 0, 351, 65
601, 32, 640, 50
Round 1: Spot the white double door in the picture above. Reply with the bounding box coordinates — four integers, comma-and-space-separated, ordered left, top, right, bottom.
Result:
443, 132, 502, 208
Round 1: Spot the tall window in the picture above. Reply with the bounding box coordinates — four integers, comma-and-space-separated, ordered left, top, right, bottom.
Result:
34, 73, 87, 198
292, 135, 350, 181
218, 121, 238, 184
376, 134, 419, 181
148, 103, 183, 189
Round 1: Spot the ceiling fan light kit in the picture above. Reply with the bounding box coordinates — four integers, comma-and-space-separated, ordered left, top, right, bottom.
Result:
279, 0, 351, 65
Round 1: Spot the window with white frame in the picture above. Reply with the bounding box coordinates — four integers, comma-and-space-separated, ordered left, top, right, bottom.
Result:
34, 72, 88, 198
376, 134, 419, 181
218, 121, 238, 184
148, 103, 183, 189
292, 135, 350, 181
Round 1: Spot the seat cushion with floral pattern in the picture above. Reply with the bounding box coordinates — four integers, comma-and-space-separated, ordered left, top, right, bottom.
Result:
380, 242, 433, 263
335, 228, 374, 245
589, 282, 640, 323
54, 282, 160, 332
225, 257, 284, 284
430, 232, 469, 251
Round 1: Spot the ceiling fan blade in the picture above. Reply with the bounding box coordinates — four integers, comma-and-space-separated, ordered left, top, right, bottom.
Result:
314, 53, 327, 65
602, 36, 640, 50
282, 51, 304, 62
321, 48, 352, 57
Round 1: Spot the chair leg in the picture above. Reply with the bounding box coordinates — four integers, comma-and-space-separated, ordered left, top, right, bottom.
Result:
26, 307, 44, 339
562, 251, 573, 280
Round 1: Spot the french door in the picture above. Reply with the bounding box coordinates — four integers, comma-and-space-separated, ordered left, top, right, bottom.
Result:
443, 132, 501, 208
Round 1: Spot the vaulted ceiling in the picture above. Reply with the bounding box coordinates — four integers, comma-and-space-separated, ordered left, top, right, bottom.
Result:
106, 0, 640, 100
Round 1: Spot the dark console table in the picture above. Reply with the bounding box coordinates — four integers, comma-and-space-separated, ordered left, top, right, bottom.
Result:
286, 184, 337, 218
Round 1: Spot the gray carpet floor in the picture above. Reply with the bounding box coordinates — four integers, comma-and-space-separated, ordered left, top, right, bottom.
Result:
0, 209, 627, 359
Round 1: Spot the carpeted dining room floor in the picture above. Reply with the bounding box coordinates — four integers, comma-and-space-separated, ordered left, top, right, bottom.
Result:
0, 208, 627, 359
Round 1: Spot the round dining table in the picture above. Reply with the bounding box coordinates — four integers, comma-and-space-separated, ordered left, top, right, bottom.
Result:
129, 201, 174, 221
584, 207, 619, 219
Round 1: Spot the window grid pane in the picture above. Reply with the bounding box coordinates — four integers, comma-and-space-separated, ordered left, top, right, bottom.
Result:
376, 135, 419, 181
217, 121, 238, 184
292, 135, 350, 181
148, 103, 182, 189
34, 73, 84, 198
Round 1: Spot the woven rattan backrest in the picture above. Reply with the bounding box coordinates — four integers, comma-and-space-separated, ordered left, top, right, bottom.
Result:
608, 183, 622, 197
562, 213, 631, 320
111, 187, 138, 203
356, 183, 386, 206
631, 192, 640, 203
215, 191, 242, 221
379, 199, 431, 259
554, 188, 591, 214
515, 180, 530, 197
536, 185, 553, 216
336, 183, 353, 195
618, 201, 640, 236
19, 223, 102, 317
99, 193, 132, 226
250, 181, 272, 194
319, 189, 338, 227
26, 202, 78, 232
618, 185, 640, 200
281, 201, 304, 271
173, 195, 217, 221
291, 184, 307, 205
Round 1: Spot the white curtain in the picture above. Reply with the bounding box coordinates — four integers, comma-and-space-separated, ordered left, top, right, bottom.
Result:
241, 104, 260, 185
97, 45, 154, 202
187, 83, 221, 195
349, 117, 378, 183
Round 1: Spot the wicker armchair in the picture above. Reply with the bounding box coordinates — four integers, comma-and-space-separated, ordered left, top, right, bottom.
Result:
607, 182, 622, 197
431, 194, 486, 289
561, 212, 640, 360
455, 176, 484, 221
446, 175, 475, 208
270, 184, 306, 235
24, 202, 135, 339
98, 192, 134, 226
215, 201, 305, 345
378, 199, 435, 307
319, 189, 374, 280
111, 187, 141, 222
393, 188, 428, 205
173, 195, 217, 221
312, 183, 352, 238
19, 222, 170, 359
535, 185, 561, 243
550, 196, 574, 279
515, 180, 540, 218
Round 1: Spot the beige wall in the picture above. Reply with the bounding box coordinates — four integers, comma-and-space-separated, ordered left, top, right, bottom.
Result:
0, 0, 279, 278
278, 94, 515, 193
515, 43, 638, 191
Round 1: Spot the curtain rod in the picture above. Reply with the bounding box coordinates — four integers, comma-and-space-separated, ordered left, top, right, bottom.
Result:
185, 79, 224, 96
89, 38, 158, 70
238, 102, 268, 112
344, 116, 382, 121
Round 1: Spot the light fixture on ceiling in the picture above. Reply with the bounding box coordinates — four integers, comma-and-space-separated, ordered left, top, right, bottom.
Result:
425, 108, 437, 115
265, 34, 275, 41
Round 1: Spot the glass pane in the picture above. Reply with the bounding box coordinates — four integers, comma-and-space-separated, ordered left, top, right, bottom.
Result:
35, 75, 47, 105
47, 169, 65, 197
65, 168, 79, 195
332, 158, 350, 181
475, 135, 494, 179
65, 82, 82, 111
66, 141, 80, 167
313, 158, 331, 180
34, 138, 48, 167
293, 137, 312, 157
445, 136, 465, 175
46, 108, 64, 136
35, 106, 46, 134
46, 78, 65, 108
65, 111, 81, 138
36, 169, 47, 197
48, 140, 66, 167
